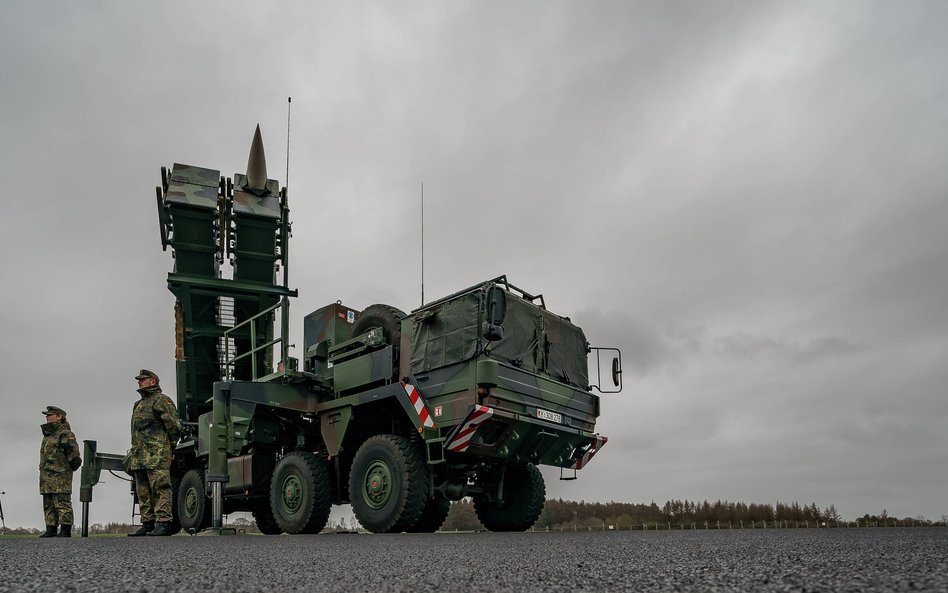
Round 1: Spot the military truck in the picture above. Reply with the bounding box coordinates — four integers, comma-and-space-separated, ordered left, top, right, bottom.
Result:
80, 126, 621, 535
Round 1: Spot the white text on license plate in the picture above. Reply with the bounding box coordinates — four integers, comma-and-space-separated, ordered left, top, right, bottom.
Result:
536, 408, 562, 424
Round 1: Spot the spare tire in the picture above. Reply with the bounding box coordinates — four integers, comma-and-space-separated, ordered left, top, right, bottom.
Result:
352, 304, 406, 381
352, 304, 406, 345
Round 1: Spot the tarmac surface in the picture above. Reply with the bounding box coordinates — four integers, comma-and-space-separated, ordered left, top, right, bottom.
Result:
0, 528, 945, 592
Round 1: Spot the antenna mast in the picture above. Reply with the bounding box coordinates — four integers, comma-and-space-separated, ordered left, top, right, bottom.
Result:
285, 97, 292, 189
421, 181, 425, 306
283, 97, 292, 291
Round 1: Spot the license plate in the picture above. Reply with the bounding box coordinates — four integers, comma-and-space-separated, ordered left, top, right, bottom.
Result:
536, 408, 562, 424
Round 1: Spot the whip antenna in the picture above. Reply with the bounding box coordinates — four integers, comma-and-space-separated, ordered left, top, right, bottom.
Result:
421, 181, 425, 306
285, 97, 292, 188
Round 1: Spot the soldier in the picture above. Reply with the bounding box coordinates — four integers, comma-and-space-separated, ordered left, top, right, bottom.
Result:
39, 406, 82, 538
127, 369, 182, 537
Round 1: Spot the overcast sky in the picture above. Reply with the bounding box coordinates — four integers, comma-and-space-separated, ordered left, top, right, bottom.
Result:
1, 2, 946, 529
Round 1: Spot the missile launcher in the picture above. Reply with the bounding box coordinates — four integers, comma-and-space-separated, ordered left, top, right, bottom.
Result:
80, 125, 622, 536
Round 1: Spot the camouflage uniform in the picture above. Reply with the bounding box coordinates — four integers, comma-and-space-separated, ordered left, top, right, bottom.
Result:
39, 408, 81, 529
129, 379, 182, 524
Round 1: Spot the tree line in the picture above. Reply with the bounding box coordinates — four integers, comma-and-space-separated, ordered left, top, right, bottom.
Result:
2, 501, 941, 535
441, 498, 943, 532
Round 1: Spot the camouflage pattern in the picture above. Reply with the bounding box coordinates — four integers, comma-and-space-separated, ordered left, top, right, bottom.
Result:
395, 278, 603, 466
161, 164, 222, 279
191, 278, 607, 482
407, 281, 589, 388
132, 469, 173, 523
165, 164, 220, 209
160, 161, 226, 422
42, 493, 73, 526
39, 418, 81, 494
128, 386, 182, 470
157, 132, 295, 431
303, 302, 360, 377
233, 173, 281, 218
197, 277, 606, 470
397, 357, 601, 468
129, 386, 180, 524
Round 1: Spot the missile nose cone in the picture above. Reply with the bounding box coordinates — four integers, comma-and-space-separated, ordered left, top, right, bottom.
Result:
246, 124, 268, 192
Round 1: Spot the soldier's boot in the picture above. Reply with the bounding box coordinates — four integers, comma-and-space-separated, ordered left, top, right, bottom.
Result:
128, 521, 155, 537
146, 522, 173, 537
39, 525, 58, 538
57, 524, 72, 538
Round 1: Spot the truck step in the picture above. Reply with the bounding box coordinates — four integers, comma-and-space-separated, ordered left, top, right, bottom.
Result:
425, 438, 446, 465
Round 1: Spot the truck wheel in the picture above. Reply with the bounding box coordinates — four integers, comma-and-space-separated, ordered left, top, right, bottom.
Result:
252, 503, 283, 535
473, 463, 546, 532
352, 304, 406, 380
350, 435, 427, 533
407, 496, 451, 533
177, 469, 211, 532
270, 452, 333, 534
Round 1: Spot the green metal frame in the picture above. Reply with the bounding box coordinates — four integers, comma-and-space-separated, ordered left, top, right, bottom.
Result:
223, 297, 291, 381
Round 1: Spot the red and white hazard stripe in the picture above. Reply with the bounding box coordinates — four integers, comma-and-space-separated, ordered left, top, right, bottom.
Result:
446, 405, 494, 452
571, 435, 608, 470
402, 383, 436, 429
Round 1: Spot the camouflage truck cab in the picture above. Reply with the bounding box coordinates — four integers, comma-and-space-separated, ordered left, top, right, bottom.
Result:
389, 276, 612, 531
405, 277, 604, 468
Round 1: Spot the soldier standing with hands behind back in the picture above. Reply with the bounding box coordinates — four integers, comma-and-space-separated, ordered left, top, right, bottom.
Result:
39, 406, 81, 538
127, 369, 182, 537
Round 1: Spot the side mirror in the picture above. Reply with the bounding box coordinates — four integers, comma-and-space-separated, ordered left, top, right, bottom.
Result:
483, 286, 507, 342
483, 323, 504, 342
589, 347, 622, 393
487, 286, 507, 325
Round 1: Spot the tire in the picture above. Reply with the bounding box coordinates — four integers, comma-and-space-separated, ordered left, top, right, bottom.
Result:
473, 463, 546, 532
349, 435, 428, 533
269, 452, 333, 535
407, 496, 451, 533
177, 469, 211, 532
253, 503, 283, 535
352, 304, 406, 381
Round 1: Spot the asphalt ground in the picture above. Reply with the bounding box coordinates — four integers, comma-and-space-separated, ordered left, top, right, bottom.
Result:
0, 528, 945, 592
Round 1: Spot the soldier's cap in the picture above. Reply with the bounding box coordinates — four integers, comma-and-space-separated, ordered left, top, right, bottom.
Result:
135, 369, 159, 381
42, 406, 67, 417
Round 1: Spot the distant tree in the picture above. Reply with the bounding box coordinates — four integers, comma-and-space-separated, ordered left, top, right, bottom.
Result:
805, 502, 821, 522
774, 501, 804, 523
90, 522, 135, 535
2, 526, 40, 535
443, 500, 483, 531
824, 504, 841, 522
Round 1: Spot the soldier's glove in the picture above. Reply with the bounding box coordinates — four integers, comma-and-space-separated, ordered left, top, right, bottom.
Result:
69, 456, 82, 471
